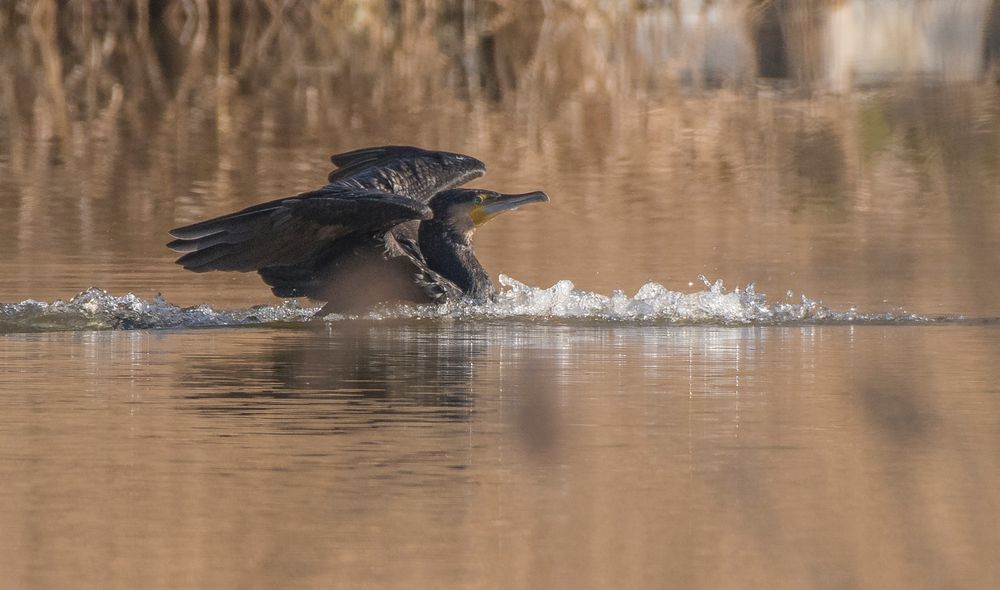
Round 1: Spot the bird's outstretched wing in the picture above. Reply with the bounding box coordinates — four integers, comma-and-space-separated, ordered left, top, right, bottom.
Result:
326, 145, 486, 202
167, 189, 431, 273
168, 146, 487, 308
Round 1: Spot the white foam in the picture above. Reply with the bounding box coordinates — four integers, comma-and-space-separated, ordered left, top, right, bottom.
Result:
0, 276, 938, 333
0, 288, 314, 332
365, 274, 925, 324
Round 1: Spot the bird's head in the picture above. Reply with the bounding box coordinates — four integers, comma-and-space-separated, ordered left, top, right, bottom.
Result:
428, 189, 549, 237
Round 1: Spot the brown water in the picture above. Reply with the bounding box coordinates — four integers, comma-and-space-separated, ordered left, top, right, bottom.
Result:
2, 1, 1000, 588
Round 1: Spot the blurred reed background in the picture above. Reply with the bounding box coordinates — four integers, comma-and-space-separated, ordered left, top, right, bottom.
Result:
3, 6, 1000, 588
1, 0, 999, 311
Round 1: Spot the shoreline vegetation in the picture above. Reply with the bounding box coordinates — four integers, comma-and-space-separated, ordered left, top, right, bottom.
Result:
4, 1, 999, 147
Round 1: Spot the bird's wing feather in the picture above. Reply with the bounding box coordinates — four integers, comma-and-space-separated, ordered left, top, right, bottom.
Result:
167, 189, 431, 273
327, 146, 426, 179
326, 145, 486, 202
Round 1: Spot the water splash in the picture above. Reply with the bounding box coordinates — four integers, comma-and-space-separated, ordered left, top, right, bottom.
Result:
367, 275, 931, 324
0, 277, 956, 334
0, 288, 315, 333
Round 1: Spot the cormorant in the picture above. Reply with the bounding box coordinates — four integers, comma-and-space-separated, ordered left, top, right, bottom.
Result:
167, 146, 548, 313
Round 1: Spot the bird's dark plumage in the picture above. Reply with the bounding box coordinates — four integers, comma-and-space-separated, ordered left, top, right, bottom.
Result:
325, 145, 486, 203
168, 189, 431, 272
168, 146, 547, 313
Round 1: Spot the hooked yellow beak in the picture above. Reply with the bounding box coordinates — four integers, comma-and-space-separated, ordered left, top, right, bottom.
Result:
470, 191, 549, 226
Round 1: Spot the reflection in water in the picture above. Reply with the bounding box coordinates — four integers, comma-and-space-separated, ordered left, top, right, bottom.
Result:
180, 323, 483, 429
1, 325, 999, 588
989, 0, 1000, 81
175, 321, 770, 458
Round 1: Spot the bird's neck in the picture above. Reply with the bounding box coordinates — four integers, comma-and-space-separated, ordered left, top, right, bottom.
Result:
418, 220, 495, 300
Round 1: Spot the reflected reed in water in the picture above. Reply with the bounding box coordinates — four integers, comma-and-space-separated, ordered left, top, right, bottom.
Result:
2, 1, 1000, 314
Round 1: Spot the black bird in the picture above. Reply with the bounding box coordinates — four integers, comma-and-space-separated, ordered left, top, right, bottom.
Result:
167, 146, 548, 313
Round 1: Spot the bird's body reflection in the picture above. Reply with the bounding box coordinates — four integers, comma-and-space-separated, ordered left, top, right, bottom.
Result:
178, 323, 487, 430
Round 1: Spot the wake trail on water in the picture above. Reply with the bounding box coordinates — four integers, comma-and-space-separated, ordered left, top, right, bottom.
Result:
0, 274, 974, 334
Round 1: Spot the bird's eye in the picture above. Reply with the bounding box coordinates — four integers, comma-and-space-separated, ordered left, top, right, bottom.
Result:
476, 195, 485, 204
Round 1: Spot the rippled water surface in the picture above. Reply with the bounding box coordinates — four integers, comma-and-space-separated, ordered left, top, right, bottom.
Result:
2, 324, 999, 588
2, 1, 1000, 588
